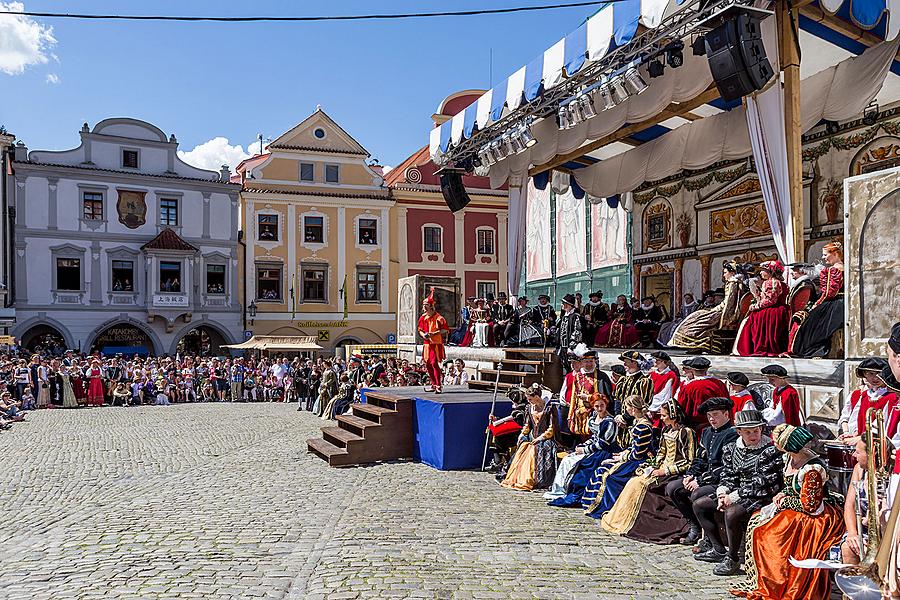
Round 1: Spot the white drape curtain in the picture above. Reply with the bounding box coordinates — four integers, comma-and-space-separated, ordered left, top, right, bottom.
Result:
507, 180, 528, 297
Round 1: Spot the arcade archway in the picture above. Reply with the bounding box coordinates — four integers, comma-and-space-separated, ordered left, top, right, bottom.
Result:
19, 324, 69, 355
175, 325, 228, 356
91, 323, 155, 356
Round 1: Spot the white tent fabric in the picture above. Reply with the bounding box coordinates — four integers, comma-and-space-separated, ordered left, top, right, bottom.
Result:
507, 181, 528, 297
571, 37, 900, 199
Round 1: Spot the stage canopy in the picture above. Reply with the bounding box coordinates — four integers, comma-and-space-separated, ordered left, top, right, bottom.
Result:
428, 0, 900, 282
224, 336, 323, 351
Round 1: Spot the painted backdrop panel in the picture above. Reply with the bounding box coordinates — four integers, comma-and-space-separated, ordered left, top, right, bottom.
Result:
555, 189, 586, 277
591, 201, 628, 269
526, 179, 552, 281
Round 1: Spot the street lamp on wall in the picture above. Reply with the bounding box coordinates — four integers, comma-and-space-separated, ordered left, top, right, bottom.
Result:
247, 300, 258, 326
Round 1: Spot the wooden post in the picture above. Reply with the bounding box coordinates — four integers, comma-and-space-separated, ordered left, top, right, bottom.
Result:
777, 0, 804, 262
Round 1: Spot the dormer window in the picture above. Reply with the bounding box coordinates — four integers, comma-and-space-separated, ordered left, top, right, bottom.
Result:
122, 149, 139, 169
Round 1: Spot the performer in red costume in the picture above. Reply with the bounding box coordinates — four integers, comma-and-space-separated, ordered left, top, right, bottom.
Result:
418, 288, 450, 394
677, 357, 728, 430
760, 364, 802, 427
837, 357, 889, 441
648, 350, 679, 415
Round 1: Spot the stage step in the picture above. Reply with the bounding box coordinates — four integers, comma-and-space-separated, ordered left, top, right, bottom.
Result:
503, 347, 554, 355
307, 392, 414, 468
501, 358, 544, 366
469, 379, 515, 391
307, 437, 354, 467
480, 369, 533, 378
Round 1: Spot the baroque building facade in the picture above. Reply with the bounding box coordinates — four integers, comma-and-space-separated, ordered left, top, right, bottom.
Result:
10, 118, 242, 355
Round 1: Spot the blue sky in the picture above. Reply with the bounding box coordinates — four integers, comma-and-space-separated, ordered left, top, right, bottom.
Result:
0, 1, 600, 170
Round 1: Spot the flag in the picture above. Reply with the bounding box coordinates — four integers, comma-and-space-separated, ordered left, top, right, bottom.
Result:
290, 273, 296, 320
341, 275, 348, 319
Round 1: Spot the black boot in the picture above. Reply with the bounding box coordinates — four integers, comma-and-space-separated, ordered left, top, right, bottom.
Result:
713, 557, 742, 576
694, 547, 727, 563
680, 524, 701, 546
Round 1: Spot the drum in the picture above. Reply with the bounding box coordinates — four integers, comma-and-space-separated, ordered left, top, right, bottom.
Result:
824, 441, 857, 473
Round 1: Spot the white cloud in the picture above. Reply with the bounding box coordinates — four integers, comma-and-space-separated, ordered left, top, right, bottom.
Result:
382, 165, 393, 174
177, 137, 253, 171
45, 72, 58, 84
0, 2, 56, 76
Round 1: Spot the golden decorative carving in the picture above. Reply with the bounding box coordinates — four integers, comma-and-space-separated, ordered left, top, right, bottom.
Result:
643, 201, 671, 252
733, 249, 778, 265
854, 142, 900, 175
710, 202, 771, 242
718, 177, 762, 199
643, 262, 673, 275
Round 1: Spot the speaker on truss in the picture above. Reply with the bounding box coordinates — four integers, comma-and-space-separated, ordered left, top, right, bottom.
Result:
439, 169, 471, 213
704, 9, 774, 101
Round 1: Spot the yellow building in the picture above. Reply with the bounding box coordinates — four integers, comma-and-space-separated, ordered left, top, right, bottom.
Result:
237, 108, 396, 352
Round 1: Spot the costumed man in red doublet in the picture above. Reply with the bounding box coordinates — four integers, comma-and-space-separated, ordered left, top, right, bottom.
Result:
837, 357, 889, 442
648, 350, 679, 414
725, 371, 762, 419
677, 357, 728, 430
760, 364, 802, 427
418, 288, 450, 394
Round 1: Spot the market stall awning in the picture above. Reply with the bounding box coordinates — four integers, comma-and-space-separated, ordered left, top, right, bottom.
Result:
224, 336, 323, 351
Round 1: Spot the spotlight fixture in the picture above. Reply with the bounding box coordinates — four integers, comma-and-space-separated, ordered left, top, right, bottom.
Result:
610, 80, 629, 105
598, 85, 616, 110
490, 138, 507, 161
666, 39, 685, 68
558, 105, 571, 129
623, 67, 648, 95
862, 101, 879, 126
567, 103, 585, 127
508, 131, 525, 155
474, 163, 490, 177
824, 120, 840, 135
691, 35, 706, 56
647, 58, 665, 79
519, 123, 537, 148
578, 94, 598, 119
479, 146, 495, 166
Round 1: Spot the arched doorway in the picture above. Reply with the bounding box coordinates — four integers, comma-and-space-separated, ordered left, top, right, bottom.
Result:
175, 325, 228, 356
20, 324, 68, 355
91, 324, 155, 356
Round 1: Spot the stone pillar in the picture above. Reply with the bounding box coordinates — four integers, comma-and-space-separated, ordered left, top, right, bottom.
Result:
700, 255, 712, 293
202, 192, 211, 239
454, 212, 465, 281
15, 242, 27, 303
337, 207, 346, 309
15, 175, 27, 225
90, 240, 102, 305
396, 206, 408, 276
230, 248, 239, 310
380, 207, 389, 310
229, 193, 239, 241
632, 263, 642, 298
674, 258, 684, 309
47, 177, 58, 230
497, 211, 508, 296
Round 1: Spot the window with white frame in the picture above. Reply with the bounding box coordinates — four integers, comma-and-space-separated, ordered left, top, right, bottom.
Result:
302, 265, 328, 302
423, 225, 442, 253
122, 149, 139, 169
56, 258, 81, 291
112, 260, 134, 292
358, 217, 378, 245
356, 267, 380, 302
304, 215, 325, 244
206, 264, 226, 294
159, 198, 179, 226
476, 228, 495, 255
476, 281, 497, 299
82, 191, 104, 221
258, 213, 279, 241
159, 261, 182, 293
256, 265, 282, 301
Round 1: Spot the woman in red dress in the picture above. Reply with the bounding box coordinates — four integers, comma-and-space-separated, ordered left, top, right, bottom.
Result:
733, 260, 790, 357
789, 242, 844, 358
86, 358, 105, 406
594, 295, 640, 348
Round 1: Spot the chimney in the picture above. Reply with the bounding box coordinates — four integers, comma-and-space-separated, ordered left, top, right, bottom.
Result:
13, 141, 28, 161
219, 164, 231, 182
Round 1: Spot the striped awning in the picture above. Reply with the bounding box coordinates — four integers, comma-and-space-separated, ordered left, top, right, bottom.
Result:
429, 0, 670, 160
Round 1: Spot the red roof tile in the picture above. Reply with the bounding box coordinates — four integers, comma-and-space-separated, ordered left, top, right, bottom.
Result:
141, 228, 198, 252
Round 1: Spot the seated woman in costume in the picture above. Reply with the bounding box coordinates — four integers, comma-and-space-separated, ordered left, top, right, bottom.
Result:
789, 242, 845, 358
658, 293, 699, 347
489, 387, 528, 478
449, 297, 473, 346
594, 294, 640, 348
582, 394, 654, 518
461, 298, 493, 348
500, 384, 557, 491
733, 260, 790, 357
545, 391, 619, 506
732, 424, 845, 600
670, 262, 746, 352
600, 399, 697, 544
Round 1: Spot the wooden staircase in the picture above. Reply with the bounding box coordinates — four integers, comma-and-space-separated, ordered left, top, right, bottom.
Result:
468, 347, 561, 393
306, 391, 414, 467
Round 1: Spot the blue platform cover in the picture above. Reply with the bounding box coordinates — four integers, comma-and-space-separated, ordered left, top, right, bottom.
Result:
413, 397, 512, 470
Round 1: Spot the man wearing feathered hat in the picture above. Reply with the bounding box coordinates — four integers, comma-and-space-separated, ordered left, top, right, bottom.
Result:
418, 288, 450, 393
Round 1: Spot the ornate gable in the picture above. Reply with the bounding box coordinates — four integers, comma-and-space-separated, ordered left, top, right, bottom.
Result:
268, 108, 368, 156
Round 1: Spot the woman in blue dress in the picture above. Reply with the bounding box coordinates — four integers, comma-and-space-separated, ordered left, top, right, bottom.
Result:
545, 392, 619, 507
582, 394, 655, 518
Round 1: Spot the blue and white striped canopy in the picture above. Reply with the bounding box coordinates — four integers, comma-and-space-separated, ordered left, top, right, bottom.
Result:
429, 0, 670, 159
428, 0, 900, 162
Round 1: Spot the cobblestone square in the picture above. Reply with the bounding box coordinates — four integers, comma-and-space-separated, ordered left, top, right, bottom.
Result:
0, 405, 731, 599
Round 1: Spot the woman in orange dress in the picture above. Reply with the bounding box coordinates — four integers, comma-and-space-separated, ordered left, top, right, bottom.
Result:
733, 261, 790, 357
731, 424, 845, 600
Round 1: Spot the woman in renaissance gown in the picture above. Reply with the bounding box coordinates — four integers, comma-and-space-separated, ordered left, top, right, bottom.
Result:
86, 359, 105, 406
670, 262, 746, 351
789, 242, 845, 358
61, 365, 79, 409
582, 394, 655, 518
594, 295, 640, 348
501, 385, 557, 491
600, 399, 697, 544
733, 260, 790, 357
545, 392, 619, 506
732, 425, 844, 600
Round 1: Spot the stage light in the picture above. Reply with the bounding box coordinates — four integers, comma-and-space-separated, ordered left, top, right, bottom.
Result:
519, 124, 537, 148
647, 58, 665, 79
481, 145, 496, 166
666, 40, 685, 68
508, 131, 525, 154
474, 161, 490, 176
598, 85, 616, 110
610, 80, 629, 104
490, 138, 507, 161
578, 94, 598, 119
863, 101, 879, 126
558, 105, 571, 129
692, 35, 706, 56
623, 67, 648, 95
567, 103, 585, 127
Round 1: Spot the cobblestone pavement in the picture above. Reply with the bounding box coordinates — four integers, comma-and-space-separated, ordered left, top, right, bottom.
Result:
0, 404, 732, 599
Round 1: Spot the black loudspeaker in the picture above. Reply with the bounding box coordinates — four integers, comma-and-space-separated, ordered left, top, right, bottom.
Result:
704, 12, 774, 101
439, 170, 471, 213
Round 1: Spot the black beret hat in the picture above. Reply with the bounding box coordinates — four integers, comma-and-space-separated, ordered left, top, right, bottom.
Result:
890, 322, 900, 353
682, 356, 711, 370
726, 371, 750, 386
761, 364, 788, 377
856, 357, 888, 377
611, 365, 626, 376
880, 365, 900, 393
698, 396, 734, 414
618, 350, 643, 362
650, 350, 671, 362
